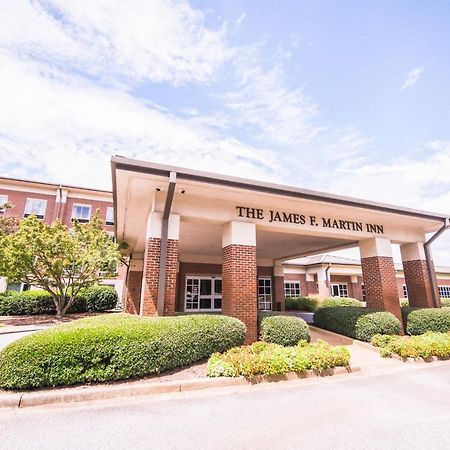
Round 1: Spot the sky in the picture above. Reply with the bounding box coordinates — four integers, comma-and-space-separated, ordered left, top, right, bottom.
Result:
0, 0, 449, 263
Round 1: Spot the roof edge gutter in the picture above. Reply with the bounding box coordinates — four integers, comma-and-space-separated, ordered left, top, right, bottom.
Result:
157, 171, 177, 315
424, 218, 450, 308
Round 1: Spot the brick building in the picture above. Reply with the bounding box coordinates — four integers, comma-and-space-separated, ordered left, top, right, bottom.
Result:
0, 176, 124, 299
112, 156, 450, 342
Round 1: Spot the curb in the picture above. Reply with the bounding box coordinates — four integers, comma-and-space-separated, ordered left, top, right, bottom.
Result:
388, 354, 450, 363
0, 328, 43, 336
0, 365, 359, 409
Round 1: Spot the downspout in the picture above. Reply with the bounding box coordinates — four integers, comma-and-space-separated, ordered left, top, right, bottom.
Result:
157, 172, 177, 315
57, 185, 63, 219
424, 218, 450, 308
325, 263, 331, 296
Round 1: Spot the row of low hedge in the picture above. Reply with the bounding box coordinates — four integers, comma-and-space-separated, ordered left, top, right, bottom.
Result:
285, 296, 363, 312
402, 307, 450, 335
313, 307, 401, 342
0, 285, 118, 315
207, 340, 350, 378
401, 298, 450, 308
260, 316, 310, 346
371, 332, 450, 359
0, 314, 246, 390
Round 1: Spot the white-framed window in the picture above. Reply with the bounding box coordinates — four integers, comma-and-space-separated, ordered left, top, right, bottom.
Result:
284, 281, 301, 297
438, 286, 450, 298
185, 276, 222, 311
402, 285, 408, 298
331, 283, 348, 298
71, 204, 91, 223
6, 282, 31, 292
106, 206, 114, 226
258, 277, 272, 311
361, 284, 366, 302
0, 194, 8, 213
24, 198, 47, 219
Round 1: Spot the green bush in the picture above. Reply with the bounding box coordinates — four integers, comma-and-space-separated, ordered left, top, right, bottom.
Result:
0, 285, 116, 316
441, 298, 450, 308
406, 308, 450, 335
207, 340, 350, 378
400, 299, 409, 307
371, 332, 450, 359
260, 316, 310, 346
321, 297, 363, 308
285, 296, 320, 312
313, 307, 401, 342
0, 314, 246, 390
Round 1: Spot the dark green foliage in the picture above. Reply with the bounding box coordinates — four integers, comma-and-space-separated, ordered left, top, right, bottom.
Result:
406, 308, 450, 335
0, 314, 246, 389
285, 296, 319, 312
260, 315, 310, 346
321, 298, 363, 308
0, 285, 117, 316
313, 307, 401, 342
440, 298, 450, 308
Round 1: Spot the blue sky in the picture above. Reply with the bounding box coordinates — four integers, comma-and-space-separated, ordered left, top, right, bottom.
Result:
0, 0, 449, 262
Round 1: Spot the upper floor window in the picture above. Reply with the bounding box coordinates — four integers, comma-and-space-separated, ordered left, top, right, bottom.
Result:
105, 207, 114, 226
71, 204, 91, 223
0, 194, 8, 213
24, 198, 47, 219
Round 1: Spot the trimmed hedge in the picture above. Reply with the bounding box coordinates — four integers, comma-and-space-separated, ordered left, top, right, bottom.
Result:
321, 297, 363, 308
207, 340, 350, 378
285, 296, 320, 312
441, 298, 450, 308
0, 314, 246, 390
406, 308, 450, 335
313, 307, 401, 342
0, 285, 117, 316
260, 316, 310, 346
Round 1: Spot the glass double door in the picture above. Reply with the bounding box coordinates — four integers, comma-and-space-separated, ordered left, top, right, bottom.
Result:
185, 276, 222, 311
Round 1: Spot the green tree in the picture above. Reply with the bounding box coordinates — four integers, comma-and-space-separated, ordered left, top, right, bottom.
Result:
0, 213, 122, 317
0, 202, 19, 238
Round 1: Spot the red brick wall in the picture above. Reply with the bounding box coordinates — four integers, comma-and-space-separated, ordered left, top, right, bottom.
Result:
222, 244, 257, 343
164, 240, 179, 315
330, 275, 355, 298
361, 256, 403, 325
273, 276, 285, 311
124, 270, 143, 314
62, 197, 114, 232
306, 280, 317, 295
352, 276, 364, 301
403, 259, 436, 308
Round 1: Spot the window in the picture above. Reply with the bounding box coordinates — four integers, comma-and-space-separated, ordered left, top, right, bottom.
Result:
331, 283, 348, 298
24, 198, 47, 219
438, 286, 450, 298
284, 281, 301, 297
258, 277, 272, 311
6, 282, 31, 292
402, 285, 408, 298
106, 207, 114, 226
185, 276, 222, 311
0, 194, 8, 213
361, 284, 366, 302
71, 204, 91, 223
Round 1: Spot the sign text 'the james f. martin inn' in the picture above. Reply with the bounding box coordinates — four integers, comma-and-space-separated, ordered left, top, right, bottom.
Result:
236, 206, 384, 234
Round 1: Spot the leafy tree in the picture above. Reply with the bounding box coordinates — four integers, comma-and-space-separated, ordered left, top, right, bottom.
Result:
0, 212, 122, 317
0, 202, 19, 238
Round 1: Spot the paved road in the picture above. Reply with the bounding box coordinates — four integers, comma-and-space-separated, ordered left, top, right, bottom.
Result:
1, 363, 449, 450
0, 331, 36, 350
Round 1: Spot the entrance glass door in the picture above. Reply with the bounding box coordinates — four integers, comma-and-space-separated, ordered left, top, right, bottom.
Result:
185, 276, 222, 312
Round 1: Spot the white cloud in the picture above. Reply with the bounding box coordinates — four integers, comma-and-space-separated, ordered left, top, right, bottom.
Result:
401, 66, 424, 92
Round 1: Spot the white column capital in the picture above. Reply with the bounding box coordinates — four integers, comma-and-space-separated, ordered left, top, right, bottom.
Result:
274, 265, 284, 277
222, 221, 256, 247
400, 242, 426, 261
359, 237, 393, 259
146, 212, 180, 240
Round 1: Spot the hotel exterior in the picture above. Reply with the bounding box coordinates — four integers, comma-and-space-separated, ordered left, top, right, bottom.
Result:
111, 156, 450, 342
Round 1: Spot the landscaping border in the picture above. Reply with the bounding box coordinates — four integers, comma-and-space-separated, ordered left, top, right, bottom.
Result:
0, 365, 360, 409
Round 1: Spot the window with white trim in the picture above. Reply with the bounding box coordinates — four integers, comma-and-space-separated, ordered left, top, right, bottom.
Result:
438, 286, 450, 298
71, 204, 91, 223
24, 198, 47, 219
331, 283, 348, 297
6, 282, 31, 292
284, 281, 301, 297
258, 277, 272, 311
185, 276, 222, 311
0, 194, 8, 213
402, 285, 408, 298
361, 284, 366, 302
106, 207, 114, 226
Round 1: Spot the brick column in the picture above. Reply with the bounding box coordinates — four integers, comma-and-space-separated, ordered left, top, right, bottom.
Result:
124, 258, 143, 314
400, 242, 437, 308
273, 264, 285, 311
317, 268, 329, 298
222, 221, 257, 343
140, 213, 179, 316
359, 237, 403, 324
305, 273, 317, 296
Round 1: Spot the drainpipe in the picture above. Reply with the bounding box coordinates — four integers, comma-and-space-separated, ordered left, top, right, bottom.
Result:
424, 218, 450, 308
57, 185, 63, 219
325, 263, 331, 296
157, 172, 177, 315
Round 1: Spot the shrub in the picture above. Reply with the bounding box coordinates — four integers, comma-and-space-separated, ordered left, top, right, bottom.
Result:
0, 314, 246, 390
406, 308, 450, 335
400, 299, 409, 307
441, 298, 450, 308
321, 297, 363, 308
0, 285, 116, 316
260, 316, 310, 346
207, 340, 350, 378
313, 307, 401, 342
285, 296, 320, 312
371, 332, 450, 359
